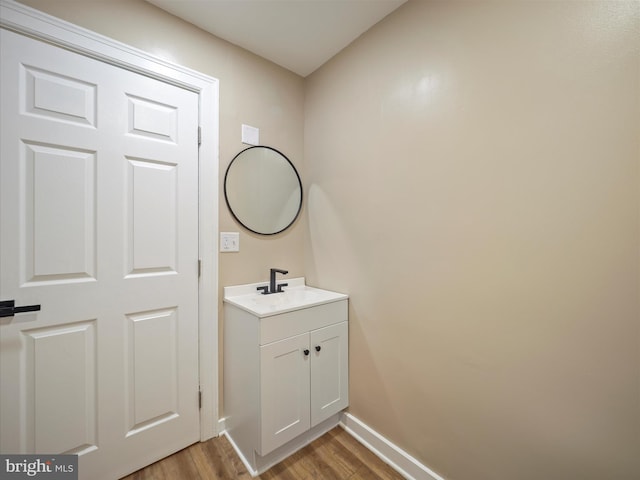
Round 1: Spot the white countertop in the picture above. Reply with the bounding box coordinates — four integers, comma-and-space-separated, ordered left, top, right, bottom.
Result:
223, 277, 348, 317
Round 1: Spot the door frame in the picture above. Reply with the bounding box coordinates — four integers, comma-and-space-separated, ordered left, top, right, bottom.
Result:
0, 0, 220, 441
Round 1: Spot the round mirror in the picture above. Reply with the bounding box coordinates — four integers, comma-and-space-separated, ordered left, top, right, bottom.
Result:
224, 146, 303, 235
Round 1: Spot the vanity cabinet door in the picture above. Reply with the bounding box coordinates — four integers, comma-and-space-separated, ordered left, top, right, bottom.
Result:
310, 321, 349, 427
259, 332, 310, 455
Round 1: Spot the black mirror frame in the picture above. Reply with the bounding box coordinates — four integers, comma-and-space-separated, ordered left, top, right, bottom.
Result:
223, 145, 303, 235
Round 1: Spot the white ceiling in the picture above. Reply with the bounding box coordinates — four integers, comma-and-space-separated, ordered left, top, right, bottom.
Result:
145, 0, 407, 77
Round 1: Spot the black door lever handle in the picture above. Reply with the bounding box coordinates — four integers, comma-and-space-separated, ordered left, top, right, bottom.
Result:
0, 300, 41, 318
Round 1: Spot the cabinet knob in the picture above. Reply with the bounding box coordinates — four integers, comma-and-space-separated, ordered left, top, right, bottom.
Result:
303, 349, 310, 356
315, 345, 321, 352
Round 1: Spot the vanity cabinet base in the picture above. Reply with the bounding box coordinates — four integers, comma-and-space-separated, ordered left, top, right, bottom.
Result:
223, 298, 349, 475
225, 412, 341, 476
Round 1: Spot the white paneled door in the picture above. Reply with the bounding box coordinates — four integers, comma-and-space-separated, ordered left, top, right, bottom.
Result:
0, 29, 200, 479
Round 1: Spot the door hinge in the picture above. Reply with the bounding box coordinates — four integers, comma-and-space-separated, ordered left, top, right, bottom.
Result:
198, 389, 202, 409
198, 259, 202, 278
198, 126, 202, 146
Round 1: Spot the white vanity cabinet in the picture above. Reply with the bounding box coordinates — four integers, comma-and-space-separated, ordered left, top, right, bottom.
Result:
223, 279, 348, 475
260, 320, 348, 455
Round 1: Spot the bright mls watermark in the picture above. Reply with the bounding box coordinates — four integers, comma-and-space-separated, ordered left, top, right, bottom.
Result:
0, 455, 77, 480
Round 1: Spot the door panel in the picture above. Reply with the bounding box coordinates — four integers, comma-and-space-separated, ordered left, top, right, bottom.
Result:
126, 158, 177, 275
126, 308, 179, 435
25, 143, 97, 283
23, 65, 97, 127
1, 29, 200, 480
127, 94, 177, 142
25, 321, 97, 455
310, 322, 349, 427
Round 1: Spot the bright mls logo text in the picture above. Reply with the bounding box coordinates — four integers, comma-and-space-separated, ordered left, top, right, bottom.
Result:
4, 458, 62, 476
0, 455, 77, 479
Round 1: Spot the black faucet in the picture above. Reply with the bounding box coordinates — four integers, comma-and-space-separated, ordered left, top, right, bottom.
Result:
258, 268, 288, 295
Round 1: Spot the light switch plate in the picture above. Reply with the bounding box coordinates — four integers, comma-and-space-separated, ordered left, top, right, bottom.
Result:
220, 232, 240, 252
241, 124, 259, 145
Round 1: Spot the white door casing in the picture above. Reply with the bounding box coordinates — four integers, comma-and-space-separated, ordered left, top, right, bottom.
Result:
0, 1, 219, 478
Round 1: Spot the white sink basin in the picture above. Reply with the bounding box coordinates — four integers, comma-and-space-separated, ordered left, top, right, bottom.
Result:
224, 277, 347, 317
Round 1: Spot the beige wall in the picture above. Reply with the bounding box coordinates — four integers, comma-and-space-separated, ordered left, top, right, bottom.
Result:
305, 1, 639, 479
16, 0, 306, 411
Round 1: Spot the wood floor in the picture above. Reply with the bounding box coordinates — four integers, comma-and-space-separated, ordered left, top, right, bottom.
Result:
122, 427, 404, 480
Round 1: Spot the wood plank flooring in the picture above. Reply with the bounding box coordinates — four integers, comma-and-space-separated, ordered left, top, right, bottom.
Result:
121, 427, 405, 480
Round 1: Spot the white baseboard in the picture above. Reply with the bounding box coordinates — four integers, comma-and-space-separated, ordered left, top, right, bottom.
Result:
222, 430, 259, 477
340, 412, 445, 480
219, 412, 445, 480
220, 414, 341, 477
